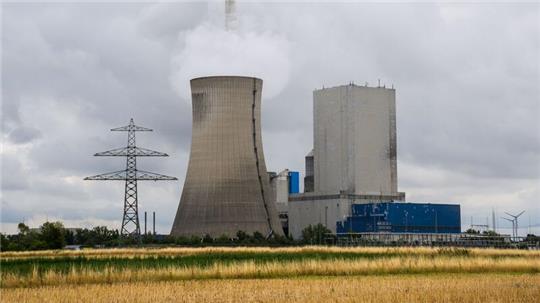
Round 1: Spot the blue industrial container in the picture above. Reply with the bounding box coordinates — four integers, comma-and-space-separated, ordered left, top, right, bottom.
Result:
336, 202, 461, 234
288, 171, 300, 194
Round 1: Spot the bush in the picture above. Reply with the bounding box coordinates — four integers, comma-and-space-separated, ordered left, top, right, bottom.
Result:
465, 228, 480, 235
202, 234, 214, 244
301, 224, 332, 245
236, 230, 249, 242
215, 234, 231, 244
252, 231, 265, 243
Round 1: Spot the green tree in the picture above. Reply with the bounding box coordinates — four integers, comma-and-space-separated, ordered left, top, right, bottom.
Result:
202, 234, 214, 244
14, 222, 42, 250
215, 234, 231, 244
89, 226, 117, 245
40, 221, 66, 249
301, 224, 332, 245
74, 228, 91, 245
17, 223, 30, 235
465, 228, 480, 235
189, 235, 202, 245
252, 231, 265, 243
524, 234, 539, 242
267, 234, 292, 245
236, 230, 248, 242
64, 229, 76, 245
0, 233, 11, 251
482, 230, 500, 237
174, 236, 190, 245
142, 233, 156, 244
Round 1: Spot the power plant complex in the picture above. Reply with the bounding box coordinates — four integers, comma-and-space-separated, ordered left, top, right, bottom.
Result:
82, 0, 466, 243
288, 83, 406, 238
171, 76, 462, 240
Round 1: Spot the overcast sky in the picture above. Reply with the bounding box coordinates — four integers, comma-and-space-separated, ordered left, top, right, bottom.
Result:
1, 1, 539, 235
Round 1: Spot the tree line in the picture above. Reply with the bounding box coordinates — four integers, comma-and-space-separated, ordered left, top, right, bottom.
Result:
0, 221, 333, 251
0, 222, 121, 251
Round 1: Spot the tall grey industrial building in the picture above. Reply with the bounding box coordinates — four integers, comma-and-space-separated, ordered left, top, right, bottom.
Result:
314, 86, 398, 194
171, 76, 284, 237
289, 84, 406, 238
313, 85, 397, 194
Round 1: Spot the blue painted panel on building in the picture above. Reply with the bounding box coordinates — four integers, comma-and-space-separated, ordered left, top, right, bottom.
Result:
288, 171, 300, 194
336, 202, 461, 234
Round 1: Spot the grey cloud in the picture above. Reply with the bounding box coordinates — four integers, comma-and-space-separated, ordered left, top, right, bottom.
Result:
0, 200, 32, 223
1, 154, 29, 191
1, 2, 538, 234
137, 2, 209, 45
8, 126, 42, 144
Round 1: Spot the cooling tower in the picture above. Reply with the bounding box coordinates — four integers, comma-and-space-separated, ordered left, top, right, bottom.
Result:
171, 76, 284, 238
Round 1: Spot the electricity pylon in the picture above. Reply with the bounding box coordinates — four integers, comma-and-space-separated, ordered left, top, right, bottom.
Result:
85, 119, 177, 240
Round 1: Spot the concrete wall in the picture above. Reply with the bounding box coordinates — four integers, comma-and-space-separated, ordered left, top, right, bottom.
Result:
288, 195, 351, 239
171, 76, 283, 237
313, 84, 397, 195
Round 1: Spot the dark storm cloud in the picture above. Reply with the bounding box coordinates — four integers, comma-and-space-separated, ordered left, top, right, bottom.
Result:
1, 2, 538, 234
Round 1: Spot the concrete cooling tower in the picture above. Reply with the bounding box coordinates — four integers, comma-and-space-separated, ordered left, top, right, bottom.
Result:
171, 76, 284, 238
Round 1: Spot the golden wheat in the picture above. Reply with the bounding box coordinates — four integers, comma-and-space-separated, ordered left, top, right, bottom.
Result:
2, 256, 538, 288
2, 246, 539, 260
2, 274, 539, 303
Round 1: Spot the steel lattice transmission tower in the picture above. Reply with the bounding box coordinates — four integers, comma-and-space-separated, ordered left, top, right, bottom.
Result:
85, 119, 177, 238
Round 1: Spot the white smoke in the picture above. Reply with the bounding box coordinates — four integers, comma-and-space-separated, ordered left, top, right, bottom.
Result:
170, 22, 291, 101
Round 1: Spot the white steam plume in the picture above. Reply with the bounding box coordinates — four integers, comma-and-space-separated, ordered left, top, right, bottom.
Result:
170, 21, 290, 101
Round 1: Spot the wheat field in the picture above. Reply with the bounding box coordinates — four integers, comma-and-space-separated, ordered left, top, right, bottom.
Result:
3, 274, 539, 303
3, 246, 539, 260
1, 246, 539, 302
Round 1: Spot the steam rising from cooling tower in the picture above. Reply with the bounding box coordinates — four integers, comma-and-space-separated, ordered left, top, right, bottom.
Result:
171, 76, 284, 237
170, 0, 290, 101
225, 0, 237, 31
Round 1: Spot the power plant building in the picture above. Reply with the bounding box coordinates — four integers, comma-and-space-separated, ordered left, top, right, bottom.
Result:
289, 84, 410, 239
313, 85, 398, 195
269, 169, 300, 235
304, 150, 314, 193
336, 202, 461, 234
171, 76, 284, 238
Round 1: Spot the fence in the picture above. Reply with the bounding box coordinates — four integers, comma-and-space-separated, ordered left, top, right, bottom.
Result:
327, 232, 539, 249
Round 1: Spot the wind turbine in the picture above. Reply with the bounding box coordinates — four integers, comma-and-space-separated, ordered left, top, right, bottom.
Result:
505, 211, 525, 239
501, 217, 515, 240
